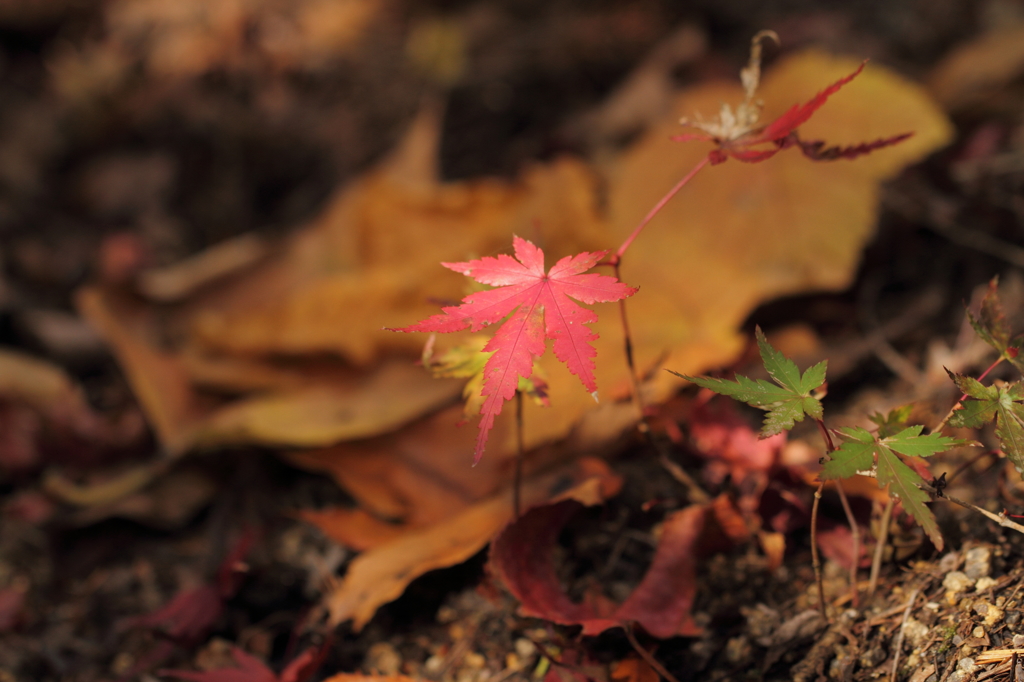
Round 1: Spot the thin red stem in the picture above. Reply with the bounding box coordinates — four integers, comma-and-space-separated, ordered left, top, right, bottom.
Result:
614, 155, 711, 261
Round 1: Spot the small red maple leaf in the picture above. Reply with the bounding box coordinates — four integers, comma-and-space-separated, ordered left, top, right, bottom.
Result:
672, 60, 912, 166
391, 236, 637, 463
613, 36, 915, 262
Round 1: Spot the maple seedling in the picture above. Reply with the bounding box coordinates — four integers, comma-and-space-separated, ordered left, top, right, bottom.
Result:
676, 327, 968, 551
389, 235, 636, 463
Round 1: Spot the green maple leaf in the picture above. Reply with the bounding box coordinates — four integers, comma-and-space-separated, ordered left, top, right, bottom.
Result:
948, 371, 1024, 473
821, 425, 965, 550
670, 326, 826, 438
967, 277, 1024, 374
868, 404, 913, 438
422, 335, 549, 422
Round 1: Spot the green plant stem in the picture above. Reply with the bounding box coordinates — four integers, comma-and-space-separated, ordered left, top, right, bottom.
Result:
514, 389, 524, 519
810, 483, 827, 616
613, 155, 710, 262
869, 497, 895, 599
931, 356, 1004, 434
811, 418, 838, 618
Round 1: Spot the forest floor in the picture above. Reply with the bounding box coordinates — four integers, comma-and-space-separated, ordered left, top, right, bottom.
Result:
3, 1, 1024, 681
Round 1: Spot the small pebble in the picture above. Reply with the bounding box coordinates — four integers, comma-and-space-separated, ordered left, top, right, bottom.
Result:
964, 547, 991, 580
424, 655, 445, 674
944, 571, 974, 594
365, 642, 401, 675
1012, 634, 1024, 647
972, 626, 985, 639
976, 576, 998, 591
514, 639, 536, 659
463, 652, 486, 670
958, 657, 978, 673
903, 618, 930, 648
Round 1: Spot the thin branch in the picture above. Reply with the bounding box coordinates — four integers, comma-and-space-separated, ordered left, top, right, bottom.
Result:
890, 587, 921, 682
923, 480, 1024, 535
623, 623, 682, 682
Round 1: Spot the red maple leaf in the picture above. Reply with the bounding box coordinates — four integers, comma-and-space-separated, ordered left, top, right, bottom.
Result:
391, 236, 637, 462
672, 62, 912, 166
160, 643, 327, 682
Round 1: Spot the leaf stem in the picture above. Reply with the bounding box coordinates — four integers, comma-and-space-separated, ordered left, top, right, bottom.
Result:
614, 155, 710, 262
514, 389, 524, 519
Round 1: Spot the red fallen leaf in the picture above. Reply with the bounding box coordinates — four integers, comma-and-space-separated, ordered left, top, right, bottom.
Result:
160, 642, 328, 682
390, 236, 636, 462
489, 499, 713, 638
0, 585, 26, 632
160, 647, 276, 682
129, 583, 223, 644
118, 531, 258, 680
689, 394, 785, 485
816, 524, 870, 570
611, 656, 659, 682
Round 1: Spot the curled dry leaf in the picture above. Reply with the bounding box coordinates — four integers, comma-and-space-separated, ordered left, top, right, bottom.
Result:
322, 457, 621, 630
928, 25, 1024, 111
0, 347, 142, 469
77, 287, 462, 454
490, 498, 717, 638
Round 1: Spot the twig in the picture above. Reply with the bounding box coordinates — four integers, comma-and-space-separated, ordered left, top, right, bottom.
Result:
869, 498, 895, 600
623, 623, 682, 682
925, 482, 1024, 535
834, 480, 860, 608
890, 587, 921, 682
